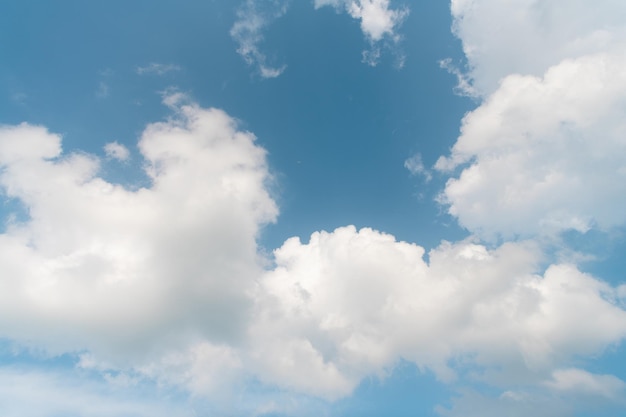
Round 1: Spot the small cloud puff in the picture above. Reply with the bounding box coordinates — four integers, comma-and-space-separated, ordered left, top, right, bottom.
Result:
104, 142, 131, 162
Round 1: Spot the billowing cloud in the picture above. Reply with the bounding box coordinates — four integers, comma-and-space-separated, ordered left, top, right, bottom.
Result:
249, 226, 626, 400
437, 0, 626, 241
450, 0, 626, 97
230, 0, 289, 78
436, 51, 626, 239
0, 96, 278, 364
314, 0, 408, 65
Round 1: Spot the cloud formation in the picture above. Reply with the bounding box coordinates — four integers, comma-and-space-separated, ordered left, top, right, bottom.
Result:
2, 99, 625, 413
252, 226, 626, 400
436, 51, 626, 239
3, 0, 626, 413
0, 97, 277, 364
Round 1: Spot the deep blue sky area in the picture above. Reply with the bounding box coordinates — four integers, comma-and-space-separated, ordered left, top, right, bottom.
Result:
0, 0, 472, 251
1, 1, 625, 417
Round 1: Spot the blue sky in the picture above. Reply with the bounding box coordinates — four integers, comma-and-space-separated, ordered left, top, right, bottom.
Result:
1, 1, 626, 416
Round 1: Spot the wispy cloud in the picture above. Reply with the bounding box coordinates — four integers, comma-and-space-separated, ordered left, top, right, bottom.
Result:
230, 0, 289, 78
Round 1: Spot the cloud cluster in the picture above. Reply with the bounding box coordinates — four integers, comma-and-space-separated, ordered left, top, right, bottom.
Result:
3, 1, 626, 413
2, 96, 625, 415
431, 3, 626, 410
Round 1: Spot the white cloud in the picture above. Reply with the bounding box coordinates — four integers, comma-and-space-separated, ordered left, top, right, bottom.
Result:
436, 51, 626, 239
103, 141, 130, 162
0, 96, 278, 364
450, 0, 626, 96
249, 226, 626, 399
230, 0, 289, 78
136, 63, 182, 76
314, 0, 408, 66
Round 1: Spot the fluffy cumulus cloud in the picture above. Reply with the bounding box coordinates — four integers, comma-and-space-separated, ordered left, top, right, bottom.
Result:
436, 51, 626, 239
230, 0, 289, 78
450, 0, 626, 96
437, 0, 626, 241
428, 2, 626, 411
0, 95, 277, 367
250, 226, 626, 400
314, 0, 408, 65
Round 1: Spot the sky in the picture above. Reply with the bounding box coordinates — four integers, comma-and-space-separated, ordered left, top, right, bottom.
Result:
0, 0, 626, 416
